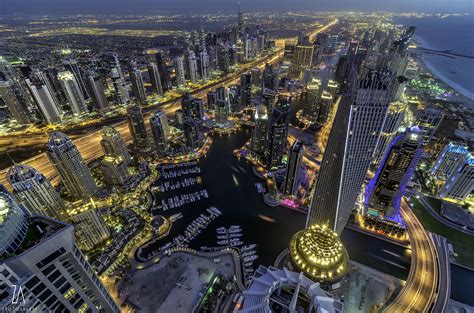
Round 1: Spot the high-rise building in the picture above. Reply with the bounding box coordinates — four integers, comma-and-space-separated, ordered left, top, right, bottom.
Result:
155, 52, 172, 91
262, 88, 276, 113
416, 107, 443, 145
0, 80, 33, 125
240, 72, 252, 107
266, 99, 290, 168
293, 44, 314, 78
215, 99, 228, 126
237, 2, 244, 36
100, 126, 131, 164
147, 63, 163, 96
251, 105, 269, 162
316, 91, 333, 129
302, 78, 321, 123
199, 50, 210, 81
186, 51, 199, 83
308, 68, 395, 234
183, 120, 202, 150
86, 74, 108, 113
62, 58, 89, 99
262, 63, 278, 92
181, 93, 204, 122
126, 105, 149, 149
283, 140, 304, 196
372, 101, 406, 167
70, 208, 110, 251
46, 132, 98, 200
0, 209, 119, 312
57, 71, 87, 115
173, 56, 186, 85
150, 110, 170, 154
0, 190, 28, 257
432, 114, 460, 144
7, 164, 65, 219
32, 69, 63, 109
129, 63, 147, 105
438, 154, 473, 201
207, 91, 217, 110
217, 43, 230, 73
432, 143, 473, 201
110, 67, 129, 105
365, 127, 423, 219
26, 79, 62, 124
101, 156, 129, 186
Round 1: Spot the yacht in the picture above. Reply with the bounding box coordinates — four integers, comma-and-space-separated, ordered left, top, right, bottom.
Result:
241, 244, 257, 251
243, 255, 259, 262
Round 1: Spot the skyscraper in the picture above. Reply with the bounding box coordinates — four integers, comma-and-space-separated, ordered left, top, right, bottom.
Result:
199, 50, 210, 81
365, 127, 423, 220
283, 140, 304, 196
173, 56, 186, 85
110, 67, 130, 105
155, 51, 172, 91
57, 71, 87, 115
416, 107, 443, 145
240, 72, 252, 107
147, 63, 163, 96
215, 99, 229, 126
186, 50, 199, 83
183, 120, 202, 150
302, 78, 321, 123
100, 126, 131, 164
266, 99, 290, 168
432, 143, 474, 201
0, 190, 28, 257
101, 156, 129, 186
207, 91, 217, 110
308, 68, 395, 234
181, 93, 204, 123
7, 164, 65, 219
372, 101, 406, 167
129, 63, 147, 105
46, 132, 98, 200
0, 80, 33, 125
0, 209, 119, 312
251, 105, 269, 162
70, 208, 110, 251
150, 110, 170, 154
126, 105, 149, 149
86, 74, 108, 113
62, 58, 89, 99
26, 79, 62, 124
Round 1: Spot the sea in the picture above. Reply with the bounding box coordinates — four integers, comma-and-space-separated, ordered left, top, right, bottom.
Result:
395, 15, 474, 102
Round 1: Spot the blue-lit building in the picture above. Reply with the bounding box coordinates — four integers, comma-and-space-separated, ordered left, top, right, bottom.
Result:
364, 127, 423, 232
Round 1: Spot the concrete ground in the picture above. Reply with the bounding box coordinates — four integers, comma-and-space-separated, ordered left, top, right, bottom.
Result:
118, 251, 236, 312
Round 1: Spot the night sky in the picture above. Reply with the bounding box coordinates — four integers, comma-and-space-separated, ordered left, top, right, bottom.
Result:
1, 0, 473, 15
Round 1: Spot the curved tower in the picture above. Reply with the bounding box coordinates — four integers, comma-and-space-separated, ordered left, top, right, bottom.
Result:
0, 190, 28, 257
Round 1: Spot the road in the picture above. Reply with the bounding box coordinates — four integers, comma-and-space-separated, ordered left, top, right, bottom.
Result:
0, 51, 284, 189
429, 233, 451, 313
385, 198, 439, 313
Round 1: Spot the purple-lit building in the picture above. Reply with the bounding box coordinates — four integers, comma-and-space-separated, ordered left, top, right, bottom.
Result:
365, 127, 423, 223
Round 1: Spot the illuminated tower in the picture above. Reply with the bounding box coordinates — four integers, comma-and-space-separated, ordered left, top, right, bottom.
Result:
7, 164, 65, 219
58, 71, 87, 115
110, 67, 129, 105
199, 50, 210, 81
186, 50, 199, 83
129, 62, 147, 105
0, 190, 28, 257
240, 72, 252, 107
416, 107, 443, 145
0, 211, 119, 312
62, 58, 89, 99
100, 126, 131, 164
266, 98, 290, 168
147, 63, 163, 95
283, 140, 304, 196
181, 93, 204, 123
127, 105, 149, 149
173, 56, 186, 85
302, 78, 321, 123
150, 110, 170, 154
0, 80, 33, 125
86, 74, 108, 113
372, 101, 406, 167
26, 79, 62, 124
69, 208, 110, 251
46, 132, 98, 200
308, 68, 395, 234
215, 99, 229, 127
251, 105, 268, 161
183, 120, 202, 150
365, 127, 423, 220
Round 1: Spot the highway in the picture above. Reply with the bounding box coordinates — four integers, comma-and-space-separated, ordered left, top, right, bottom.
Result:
385, 198, 439, 313
430, 233, 451, 313
0, 51, 284, 189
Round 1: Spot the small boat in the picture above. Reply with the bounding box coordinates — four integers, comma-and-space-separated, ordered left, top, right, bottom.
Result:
229, 233, 242, 238
217, 240, 228, 245
230, 238, 241, 242
229, 229, 242, 234
230, 225, 241, 229
244, 262, 254, 267
242, 250, 256, 257
230, 241, 243, 247
217, 227, 226, 232
244, 255, 259, 262
217, 235, 228, 240
217, 229, 227, 234
241, 244, 257, 251
245, 268, 254, 274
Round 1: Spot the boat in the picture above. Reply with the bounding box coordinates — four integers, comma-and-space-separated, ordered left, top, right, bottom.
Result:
241, 244, 257, 251
230, 241, 243, 247
217, 235, 228, 240
229, 233, 242, 238
241, 250, 256, 257
244, 255, 259, 262
245, 268, 254, 274
244, 262, 254, 267
229, 229, 242, 234
229, 238, 241, 242
217, 240, 228, 245
217, 229, 227, 234
230, 225, 241, 229
217, 227, 226, 232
